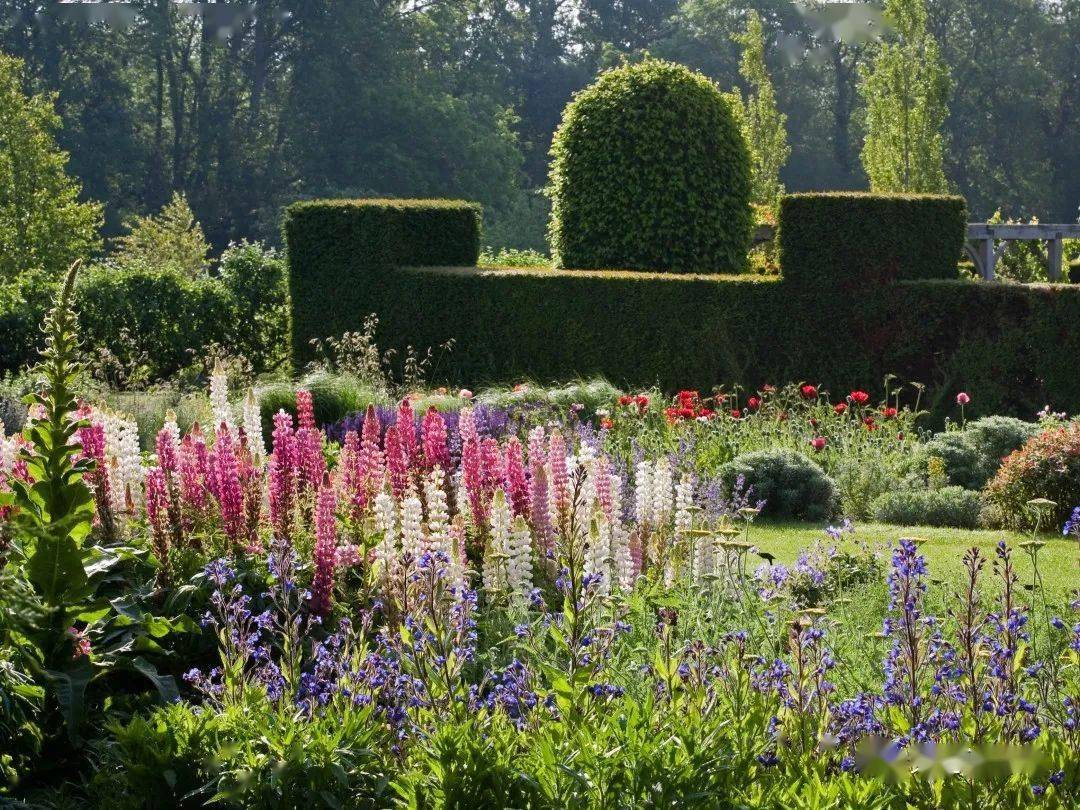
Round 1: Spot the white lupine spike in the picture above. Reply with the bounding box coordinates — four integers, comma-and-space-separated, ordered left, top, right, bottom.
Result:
423, 467, 451, 554
105, 411, 143, 511
374, 490, 399, 575
675, 473, 695, 582
507, 515, 534, 603
588, 513, 611, 597
652, 457, 674, 527
242, 391, 265, 460
609, 471, 633, 590
209, 360, 232, 431
401, 488, 425, 561
634, 460, 652, 528
484, 490, 512, 595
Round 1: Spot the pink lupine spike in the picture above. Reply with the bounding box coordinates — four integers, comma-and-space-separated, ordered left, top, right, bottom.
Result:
360, 404, 385, 503
529, 463, 553, 552
384, 425, 408, 499
504, 437, 530, 519
594, 456, 614, 522
339, 429, 367, 518
155, 427, 179, 475
178, 431, 208, 544
421, 407, 450, 471
210, 424, 245, 549
145, 467, 171, 587
310, 477, 337, 618
480, 438, 503, 496
548, 432, 570, 526
296, 389, 316, 431
397, 398, 418, 465
268, 409, 296, 541
461, 428, 487, 530
236, 436, 263, 553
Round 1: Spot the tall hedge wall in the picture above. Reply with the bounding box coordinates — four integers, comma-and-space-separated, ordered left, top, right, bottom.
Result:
286, 195, 1080, 419
284, 199, 481, 364
779, 193, 967, 288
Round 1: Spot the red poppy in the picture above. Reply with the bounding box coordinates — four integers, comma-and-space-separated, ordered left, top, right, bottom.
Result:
863, 416, 877, 431
799, 384, 818, 400
747, 396, 762, 411
834, 403, 847, 415
679, 407, 695, 420
882, 406, 898, 419
618, 395, 633, 407
731, 408, 742, 419
635, 395, 649, 410
664, 407, 679, 424
699, 408, 715, 419
600, 418, 613, 430
848, 390, 870, 406
810, 436, 826, 451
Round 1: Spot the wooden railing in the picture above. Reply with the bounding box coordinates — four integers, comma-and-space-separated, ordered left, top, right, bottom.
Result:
965, 223, 1080, 282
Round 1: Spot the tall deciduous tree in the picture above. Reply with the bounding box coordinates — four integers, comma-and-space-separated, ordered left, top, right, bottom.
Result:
731, 10, 789, 207
0, 53, 101, 282
859, 0, 950, 193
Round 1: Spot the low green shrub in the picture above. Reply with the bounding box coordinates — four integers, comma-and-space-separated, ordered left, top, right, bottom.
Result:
924, 416, 1039, 490
779, 193, 966, 288
256, 371, 380, 432
871, 486, 983, 529
719, 448, 838, 521
982, 421, 1080, 531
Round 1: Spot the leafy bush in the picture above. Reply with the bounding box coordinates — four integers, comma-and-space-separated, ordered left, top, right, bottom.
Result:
109, 192, 211, 279
779, 193, 967, 288
216, 240, 289, 371
284, 198, 481, 366
982, 421, 1080, 530
256, 371, 380, 433
719, 448, 837, 521
547, 58, 751, 272
924, 416, 1038, 490
871, 486, 983, 528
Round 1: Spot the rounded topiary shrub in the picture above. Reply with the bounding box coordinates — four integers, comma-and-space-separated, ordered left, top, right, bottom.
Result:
547, 58, 752, 273
924, 416, 1039, 491
982, 422, 1080, 531
871, 486, 982, 529
720, 449, 838, 521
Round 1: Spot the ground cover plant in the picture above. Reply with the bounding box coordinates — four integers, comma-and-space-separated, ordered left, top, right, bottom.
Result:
2, 285, 1080, 808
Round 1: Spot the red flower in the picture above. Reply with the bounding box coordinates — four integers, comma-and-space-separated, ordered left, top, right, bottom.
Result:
731, 409, 742, 419
679, 407, 695, 420
956, 392, 971, 406
897, 432, 905, 441
699, 408, 715, 419
635, 395, 650, 410
882, 406, 898, 419
664, 407, 679, 424
863, 416, 877, 431
799, 384, 818, 400
618, 395, 633, 407
848, 390, 870, 406
747, 396, 762, 411
600, 418, 613, 430
810, 436, 826, 452
833, 403, 847, 415
810, 418, 819, 428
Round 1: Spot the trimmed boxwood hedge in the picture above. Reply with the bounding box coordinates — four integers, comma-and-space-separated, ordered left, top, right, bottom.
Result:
284, 198, 481, 364
779, 193, 967, 288
285, 195, 1080, 419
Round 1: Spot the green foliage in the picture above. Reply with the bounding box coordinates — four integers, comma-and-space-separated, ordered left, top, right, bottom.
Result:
859, 0, 951, 193
731, 11, 790, 208
215, 241, 289, 372
0, 54, 102, 283
547, 58, 752, 272
284, 199, 481, 367
779, 192, 967, 287
983, 421, 1080, 531
478, 247, 550, 268
0, 269, 53, 371
110, 193, 210, 279
924, 416, 1039, 490
871, 485, 983, 529
256, 372, 381, 434
720, 448, 838, 521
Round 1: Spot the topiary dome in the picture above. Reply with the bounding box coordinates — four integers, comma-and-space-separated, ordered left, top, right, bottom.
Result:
547, 58, 752, 273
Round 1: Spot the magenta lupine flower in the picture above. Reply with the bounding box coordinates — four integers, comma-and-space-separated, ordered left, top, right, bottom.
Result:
177, 426, 209, 547
339, 430, 367, 518
421, 407, 450, 471
310, 479, 337, 617
384, 425, 409, 499
504, 437, 530, 518
529, 463, 553, 552
548, 432, 570, 527
76, 416, 115, 535
155, 426, 179, 475
236, 437, 263, 553
360, 404, 385, 500
481, 437, 503, 492
145, 467, 171, 585
296, 389, 316, 431
210, 425, 245, 548
461, 429, 487, 529
397, 398, 418, 465
268, 410, 296, 540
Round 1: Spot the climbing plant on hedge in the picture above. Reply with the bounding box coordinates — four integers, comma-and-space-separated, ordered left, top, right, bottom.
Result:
547, 58, 752, 273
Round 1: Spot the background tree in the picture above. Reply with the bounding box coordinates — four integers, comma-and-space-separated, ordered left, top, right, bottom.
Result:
110, 192, 210, 278
0, 53, 101, 282
859, 0, 951, 193
731, 10, 790, 208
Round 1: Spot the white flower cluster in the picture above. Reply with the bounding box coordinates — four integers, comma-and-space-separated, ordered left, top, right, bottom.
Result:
634, 458, 673, 529
374, 490, 399, 575
483, 491, 512, 595
209, 361, 232, 431
400, 489, 425, 561
104, 411, 144, 511
506, 516, 533, 603
242, 391, 264, 459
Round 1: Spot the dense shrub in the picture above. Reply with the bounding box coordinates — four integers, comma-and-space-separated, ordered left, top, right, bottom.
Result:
982, 421, 1080, 530
285, 199, 481, 365
547, 58, 751, 272
216, 240, 289, 371
924, 416, 1039, 490
0, 270, 51, 370
256, 371, 380, 434
871, 486, 983, 529
719, 448, 837, 521
779, 193, 966, 288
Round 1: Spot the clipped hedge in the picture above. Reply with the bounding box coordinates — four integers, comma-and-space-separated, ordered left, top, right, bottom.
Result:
779, 193, 967, 288
548, 58, 751, 273
284, 199, 481, 364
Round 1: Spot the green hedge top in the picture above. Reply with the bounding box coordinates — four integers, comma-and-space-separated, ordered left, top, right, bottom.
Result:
547, 58, 752, 274
285, 198, 482, 363
779, 192, 967, 288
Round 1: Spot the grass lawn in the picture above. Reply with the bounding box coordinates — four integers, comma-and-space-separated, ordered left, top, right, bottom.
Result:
748, 520, 1079, 601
